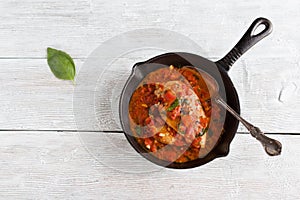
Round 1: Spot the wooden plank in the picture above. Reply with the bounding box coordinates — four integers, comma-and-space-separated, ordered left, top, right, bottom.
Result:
0, 131, 298, 199
1, 1, 299, 199
0, 59, 80, 130
0, 0, 300, 59
0, 58, 299, 132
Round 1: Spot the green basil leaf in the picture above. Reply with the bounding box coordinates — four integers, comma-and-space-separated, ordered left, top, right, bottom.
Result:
167, 98, 179, 111
47, 47, 76, 82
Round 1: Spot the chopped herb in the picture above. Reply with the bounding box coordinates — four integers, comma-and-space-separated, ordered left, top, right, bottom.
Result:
167, 98, 179, 111
198, 127, 208, 136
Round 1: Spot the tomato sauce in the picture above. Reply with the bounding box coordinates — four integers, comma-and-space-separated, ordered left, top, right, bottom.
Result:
129, 66, 224, 163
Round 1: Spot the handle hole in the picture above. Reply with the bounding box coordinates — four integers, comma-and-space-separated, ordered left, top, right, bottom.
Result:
251, 23, 266, 37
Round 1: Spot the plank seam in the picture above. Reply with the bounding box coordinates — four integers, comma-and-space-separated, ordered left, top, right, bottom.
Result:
0, 129, 297, 135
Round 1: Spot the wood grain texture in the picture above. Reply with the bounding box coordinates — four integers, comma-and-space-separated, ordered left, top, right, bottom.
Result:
0, 0, 299, 59
0, 131, 298, 199
0, 58, 299, 132
1, 0, 299, 132
1, 0, 300, 198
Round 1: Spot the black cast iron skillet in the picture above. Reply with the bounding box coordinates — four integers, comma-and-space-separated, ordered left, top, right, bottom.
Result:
120, 18, 273, 169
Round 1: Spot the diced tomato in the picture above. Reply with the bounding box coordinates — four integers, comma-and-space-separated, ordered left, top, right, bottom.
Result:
192, 137, 202, 148
150, 144, 157, 152
144, 117, 152, 125
200, 117, 209, 128
144, 138, 153, 147
167, 105, 181, 120
164, 90, 176, 104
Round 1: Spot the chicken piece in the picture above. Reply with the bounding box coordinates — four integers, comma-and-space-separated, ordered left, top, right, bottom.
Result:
161, 80, 208, 148
153, 126, 175, 145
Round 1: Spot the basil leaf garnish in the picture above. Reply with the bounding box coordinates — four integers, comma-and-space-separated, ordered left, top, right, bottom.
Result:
47, 47, 76, 82
167, 98, 179, 111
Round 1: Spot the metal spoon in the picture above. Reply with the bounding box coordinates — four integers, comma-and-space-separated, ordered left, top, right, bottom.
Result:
199, 69, 282, 156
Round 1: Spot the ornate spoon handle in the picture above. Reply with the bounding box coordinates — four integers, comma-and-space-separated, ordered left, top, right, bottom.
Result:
216, 97, 282, 156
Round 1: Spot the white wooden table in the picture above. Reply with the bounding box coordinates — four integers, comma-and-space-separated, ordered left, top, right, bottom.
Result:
1, 0, 300, 199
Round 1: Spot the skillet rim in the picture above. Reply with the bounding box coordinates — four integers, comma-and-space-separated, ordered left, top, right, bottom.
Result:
119, 52, 240, 169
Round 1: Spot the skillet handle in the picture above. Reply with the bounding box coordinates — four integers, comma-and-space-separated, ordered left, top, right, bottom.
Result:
216, 17, 272, 71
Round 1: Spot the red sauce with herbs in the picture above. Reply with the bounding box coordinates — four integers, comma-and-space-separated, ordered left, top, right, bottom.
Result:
129, 66, 223, 163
